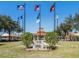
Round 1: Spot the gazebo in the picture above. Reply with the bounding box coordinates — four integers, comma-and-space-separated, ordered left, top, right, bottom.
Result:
36, 28, 46, 37
32, 28, 48, 49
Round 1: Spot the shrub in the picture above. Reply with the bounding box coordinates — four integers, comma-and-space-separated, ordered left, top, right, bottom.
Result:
73, 36, 79, 41
21, 32, 33, 48
45, 32, 59, 49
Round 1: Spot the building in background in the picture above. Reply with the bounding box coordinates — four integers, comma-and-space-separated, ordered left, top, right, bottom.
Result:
0, 33, 21, 41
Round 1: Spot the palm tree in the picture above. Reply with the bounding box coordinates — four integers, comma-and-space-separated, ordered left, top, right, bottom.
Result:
65, 15, 74, 31
74, 13, 79, 31
0, 15, 22, 41
0, 16, 5, 32
56, 15, 74, 39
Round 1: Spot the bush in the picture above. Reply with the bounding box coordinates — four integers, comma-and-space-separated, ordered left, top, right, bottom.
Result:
73, 36, 79, 41
45, 32, 59, 49
21, 32, 33, 48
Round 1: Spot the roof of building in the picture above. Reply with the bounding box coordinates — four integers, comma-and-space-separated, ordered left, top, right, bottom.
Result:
36, 28, 46, 36
1, 33, 20, 37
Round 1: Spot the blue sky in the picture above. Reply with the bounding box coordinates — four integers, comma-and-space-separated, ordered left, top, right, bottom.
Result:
0, 1, 79, 33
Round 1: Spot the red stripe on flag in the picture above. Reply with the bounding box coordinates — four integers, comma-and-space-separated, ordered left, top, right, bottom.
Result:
50, 4, 55, 12
35, 5, 40, 11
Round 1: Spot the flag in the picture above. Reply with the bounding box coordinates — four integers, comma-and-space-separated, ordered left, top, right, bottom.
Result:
50, 3, 55, 12
18, 15, 23, 20
35, 5, 40, 11
37, 13, 40, 19
56, 15, 58, 19
20, 16, 23, 19
36, 19, 40, 24
36, 13, 40, 23
17, 5, 24, 11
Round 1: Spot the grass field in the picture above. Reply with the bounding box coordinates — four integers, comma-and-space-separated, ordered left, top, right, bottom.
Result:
0, 41, 79, 58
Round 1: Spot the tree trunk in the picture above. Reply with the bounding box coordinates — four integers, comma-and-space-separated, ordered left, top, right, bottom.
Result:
8, 29, 11, 41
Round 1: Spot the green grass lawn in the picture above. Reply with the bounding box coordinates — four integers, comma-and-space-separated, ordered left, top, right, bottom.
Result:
0, 41, 79, 58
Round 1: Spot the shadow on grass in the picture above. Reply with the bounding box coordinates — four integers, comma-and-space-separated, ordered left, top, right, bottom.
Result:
0, 39, 21, 42
25, 46, 58, 52
47, 46, 58, 51
0, 43, 5, 46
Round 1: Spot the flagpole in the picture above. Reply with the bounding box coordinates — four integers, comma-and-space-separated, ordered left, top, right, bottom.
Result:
54, 2, 56, 32
55, 15, 58, 30
38, 4, 41, 39
57, 16, 58, 30
24, 3, 26, 33
39, 4, 41, 31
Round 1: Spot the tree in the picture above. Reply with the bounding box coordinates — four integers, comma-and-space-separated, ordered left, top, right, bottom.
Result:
45, 32, 59, 49
0, 15, 22, 41
21, 32, 33, 48
74, 13, 79, 31
0, 15, 6, 31
65, 15, 74, 31
56, 15, 74, 39
56, 23, 69, 38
